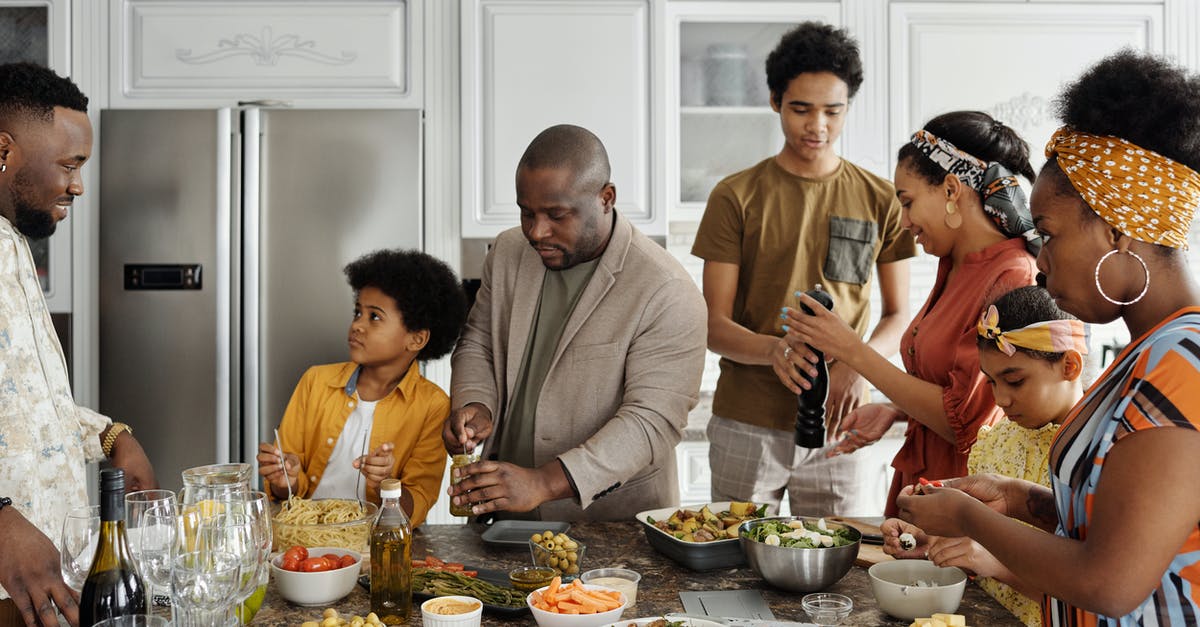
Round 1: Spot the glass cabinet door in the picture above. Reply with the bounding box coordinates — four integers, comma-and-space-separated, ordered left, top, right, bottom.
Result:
666, 2, 841, 222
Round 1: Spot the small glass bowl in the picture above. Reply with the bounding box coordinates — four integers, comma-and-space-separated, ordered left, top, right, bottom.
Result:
529, 538, 586, 577
802, 592, 853, 625
508, 566, 557, 592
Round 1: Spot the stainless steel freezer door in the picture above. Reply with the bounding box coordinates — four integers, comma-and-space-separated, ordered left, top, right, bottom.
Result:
249, 109, 423, 457
99, 109, 231, 492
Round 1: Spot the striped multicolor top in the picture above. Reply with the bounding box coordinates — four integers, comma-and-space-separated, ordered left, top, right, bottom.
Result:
1045, 308, 1200, 626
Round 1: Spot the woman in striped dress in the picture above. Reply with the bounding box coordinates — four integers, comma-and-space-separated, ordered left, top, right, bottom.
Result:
895, 50, 1200, 626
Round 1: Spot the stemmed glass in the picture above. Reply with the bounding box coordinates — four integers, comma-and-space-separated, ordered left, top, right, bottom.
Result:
60, 505, 100, 591
193, 491, 271, 625
170, 550, 241, 627
125, 490, 178, 608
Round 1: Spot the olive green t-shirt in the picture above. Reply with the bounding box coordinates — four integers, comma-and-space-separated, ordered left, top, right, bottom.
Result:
690, 157, 916, 431
497, 258, 601, 468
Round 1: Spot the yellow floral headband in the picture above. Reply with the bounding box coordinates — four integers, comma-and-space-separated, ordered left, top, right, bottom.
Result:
977, 305, 1089, 357
1045, 127, 1200, 249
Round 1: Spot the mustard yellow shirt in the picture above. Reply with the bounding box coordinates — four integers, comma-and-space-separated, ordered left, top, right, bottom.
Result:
969, 419, 1060, 627
276, 361, 449, 528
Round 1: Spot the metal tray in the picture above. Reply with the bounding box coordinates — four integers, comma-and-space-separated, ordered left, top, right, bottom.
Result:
635, 502, 764, 571
480, 520, 570, 547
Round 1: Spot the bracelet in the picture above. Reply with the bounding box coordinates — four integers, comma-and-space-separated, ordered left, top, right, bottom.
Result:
102, 422, 133, 458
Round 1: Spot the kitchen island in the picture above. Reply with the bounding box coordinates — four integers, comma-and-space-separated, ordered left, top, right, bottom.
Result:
251, 522, 1023, 626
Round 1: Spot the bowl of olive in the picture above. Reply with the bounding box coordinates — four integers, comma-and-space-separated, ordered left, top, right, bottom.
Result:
529, 531, 586, 577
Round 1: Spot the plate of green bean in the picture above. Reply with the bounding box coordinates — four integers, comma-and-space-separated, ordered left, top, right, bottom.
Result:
358, 566, 529, 616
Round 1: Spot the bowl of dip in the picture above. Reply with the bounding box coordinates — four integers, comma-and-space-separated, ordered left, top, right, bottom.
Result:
580, 568, 641, 606
420, 595, 483, 627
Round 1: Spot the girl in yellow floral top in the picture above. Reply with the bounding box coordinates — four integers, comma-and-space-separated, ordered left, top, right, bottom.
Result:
882, 286, 1086, 626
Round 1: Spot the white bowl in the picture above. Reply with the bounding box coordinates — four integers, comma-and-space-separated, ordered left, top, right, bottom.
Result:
527, 583, 629, 627
270, 546, 362, 607
867, 560, 967, 620
420, 595, 483, 627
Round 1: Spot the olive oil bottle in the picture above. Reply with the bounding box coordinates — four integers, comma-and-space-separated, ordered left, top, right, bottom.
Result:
370, 479, 412, 624
80, 468, 147, 626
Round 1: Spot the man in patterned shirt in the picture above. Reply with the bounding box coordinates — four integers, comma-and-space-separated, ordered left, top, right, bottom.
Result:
0, 63, 155, 627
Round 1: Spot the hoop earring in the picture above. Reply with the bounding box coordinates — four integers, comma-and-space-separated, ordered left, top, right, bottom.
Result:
1, 163, 6, 173
944, 201, 962, 229
1094, 249, 1149, 306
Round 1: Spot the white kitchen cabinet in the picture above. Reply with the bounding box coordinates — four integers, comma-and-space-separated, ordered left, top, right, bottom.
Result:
663, 2, 840, 223
0, 0, 72, 312
461, 0, 656, 238
675, 440, 711, 505
109, 0, 421, 108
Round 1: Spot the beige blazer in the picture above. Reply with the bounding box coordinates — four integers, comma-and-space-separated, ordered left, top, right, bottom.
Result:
451, 212, 708, 521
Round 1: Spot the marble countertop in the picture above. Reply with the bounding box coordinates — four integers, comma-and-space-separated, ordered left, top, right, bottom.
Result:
247, 522, 1022, 626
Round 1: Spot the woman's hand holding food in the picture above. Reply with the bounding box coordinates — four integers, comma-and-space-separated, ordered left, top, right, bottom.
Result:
825, 403, 899, 457
256, 442, 301, 498
880, 517, 932, 559
354, 442, 395, 495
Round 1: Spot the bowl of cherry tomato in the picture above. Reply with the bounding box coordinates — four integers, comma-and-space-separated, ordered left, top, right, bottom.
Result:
271, 545, 362, 606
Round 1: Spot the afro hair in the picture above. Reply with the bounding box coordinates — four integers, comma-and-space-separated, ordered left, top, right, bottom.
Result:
765, 22, 863, 105
344, 249, 468, 361
0, 62, 88, 125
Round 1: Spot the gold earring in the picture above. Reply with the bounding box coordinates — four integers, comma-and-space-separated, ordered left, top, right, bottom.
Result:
944, 201, 962, 229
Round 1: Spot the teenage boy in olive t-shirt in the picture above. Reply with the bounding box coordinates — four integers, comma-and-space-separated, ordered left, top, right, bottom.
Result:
691, 22, 916, 517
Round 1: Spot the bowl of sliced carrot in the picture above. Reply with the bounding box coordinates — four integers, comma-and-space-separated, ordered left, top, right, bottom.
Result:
527, 576, 628, 626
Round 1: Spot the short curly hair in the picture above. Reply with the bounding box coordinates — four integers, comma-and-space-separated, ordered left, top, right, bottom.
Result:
0, 62, 88, 125
344, 249, 468, 361
766, 22, 863, 105
976, 286, 1081, 362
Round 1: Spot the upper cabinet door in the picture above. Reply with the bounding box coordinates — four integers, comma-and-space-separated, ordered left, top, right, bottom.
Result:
110, 0, 422, 108
890, 2, 1162, 174
461, 0, 655, 238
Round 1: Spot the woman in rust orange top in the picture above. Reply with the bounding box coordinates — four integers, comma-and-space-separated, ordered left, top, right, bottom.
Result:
786, 111, 1038, 515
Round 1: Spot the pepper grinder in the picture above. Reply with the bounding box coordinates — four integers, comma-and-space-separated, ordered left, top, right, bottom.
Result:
794, 286, 834, 448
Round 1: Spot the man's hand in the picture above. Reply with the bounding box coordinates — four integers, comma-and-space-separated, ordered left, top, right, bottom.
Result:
442, 403, 494, 454
354, 442, 395, 495
255, 442, 300, 498
447, 460, 563, 514
770, 337, 821, 394
825, 403, 899, 457
825, 361, 869, 428
107, 433, 157, 492
0, 507, 80, 627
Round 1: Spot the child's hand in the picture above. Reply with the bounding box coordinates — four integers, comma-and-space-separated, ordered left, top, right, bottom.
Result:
355, 442, 395, 494
255, 441, 300, 498
926, 535, 1005, 579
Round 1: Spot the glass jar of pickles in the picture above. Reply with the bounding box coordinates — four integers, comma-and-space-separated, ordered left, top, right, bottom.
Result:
449, 452, 479, 517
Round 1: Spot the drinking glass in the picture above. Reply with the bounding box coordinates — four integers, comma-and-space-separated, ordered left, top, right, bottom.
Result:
170, 551, 241, 627
91, 615, 170, 627
125, 490, 178, 606
60, 505, 99, 591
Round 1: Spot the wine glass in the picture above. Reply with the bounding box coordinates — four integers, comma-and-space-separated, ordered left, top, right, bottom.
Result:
60, 505, 99, 590
170, 550, 241, 627
137, 508, 177, 607
125, 490, 177, 607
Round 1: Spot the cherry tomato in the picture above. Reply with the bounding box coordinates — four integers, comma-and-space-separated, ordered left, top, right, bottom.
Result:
338, 555, 357, 569
322, 553, 341, 564
300, 557, 332, 572
283, 546, 308, 562
280, 556, 301, 572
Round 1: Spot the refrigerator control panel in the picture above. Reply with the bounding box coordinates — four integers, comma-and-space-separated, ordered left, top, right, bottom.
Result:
124, 264, 202, 290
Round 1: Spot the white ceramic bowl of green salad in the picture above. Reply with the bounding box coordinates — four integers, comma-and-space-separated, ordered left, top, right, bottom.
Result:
738, 516, 861, 592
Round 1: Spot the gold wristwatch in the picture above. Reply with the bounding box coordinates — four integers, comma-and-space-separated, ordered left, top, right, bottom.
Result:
102, 422, 133, 458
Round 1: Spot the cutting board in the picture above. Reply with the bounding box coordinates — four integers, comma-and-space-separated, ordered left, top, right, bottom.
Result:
830, 516, 895, 567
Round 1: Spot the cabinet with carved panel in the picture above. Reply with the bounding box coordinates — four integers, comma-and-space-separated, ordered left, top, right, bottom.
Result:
109, 0, 422, 108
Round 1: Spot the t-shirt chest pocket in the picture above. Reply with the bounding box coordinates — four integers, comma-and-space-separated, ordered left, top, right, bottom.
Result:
823, 216, 877, 285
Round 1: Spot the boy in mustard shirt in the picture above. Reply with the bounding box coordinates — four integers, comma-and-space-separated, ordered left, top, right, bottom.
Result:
257, 249, 467, 528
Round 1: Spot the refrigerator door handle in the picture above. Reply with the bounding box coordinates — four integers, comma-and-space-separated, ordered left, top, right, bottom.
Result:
215, 108, 233, 464
242, 108, 263, 468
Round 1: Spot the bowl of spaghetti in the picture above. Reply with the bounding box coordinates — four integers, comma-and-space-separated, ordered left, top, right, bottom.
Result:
271, 498, 378, 553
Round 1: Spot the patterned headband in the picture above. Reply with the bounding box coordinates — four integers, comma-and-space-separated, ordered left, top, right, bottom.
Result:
910, 129, 1038, 254
1045, 127, 1200, 249
977, 305, 1090, 357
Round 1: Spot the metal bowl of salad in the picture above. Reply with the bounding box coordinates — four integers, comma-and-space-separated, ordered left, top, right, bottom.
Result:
738, 516, 861, 592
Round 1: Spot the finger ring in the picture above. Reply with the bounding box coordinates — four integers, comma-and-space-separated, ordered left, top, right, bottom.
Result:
783, 346, 793, 359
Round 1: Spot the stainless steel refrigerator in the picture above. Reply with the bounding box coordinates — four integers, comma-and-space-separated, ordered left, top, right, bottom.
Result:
98, 107, 423, 491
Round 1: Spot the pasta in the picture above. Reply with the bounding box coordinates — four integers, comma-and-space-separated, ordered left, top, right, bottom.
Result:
272, 498, 372, 552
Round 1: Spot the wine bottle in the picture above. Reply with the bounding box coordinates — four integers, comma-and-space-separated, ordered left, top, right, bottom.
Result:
795, 286, 834, 448
80, 468, 147, 626
370, 478, 412, 624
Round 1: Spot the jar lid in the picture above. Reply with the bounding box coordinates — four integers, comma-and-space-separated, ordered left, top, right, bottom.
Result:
380, 478, 403, 498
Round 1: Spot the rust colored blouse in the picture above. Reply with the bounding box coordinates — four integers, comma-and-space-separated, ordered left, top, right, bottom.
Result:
885, 237, 1038, 516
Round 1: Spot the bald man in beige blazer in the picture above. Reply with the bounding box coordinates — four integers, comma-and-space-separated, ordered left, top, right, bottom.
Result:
444, 125, 708, 521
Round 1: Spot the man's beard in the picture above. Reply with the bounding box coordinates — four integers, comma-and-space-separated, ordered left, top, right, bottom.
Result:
9, 170, 56, 240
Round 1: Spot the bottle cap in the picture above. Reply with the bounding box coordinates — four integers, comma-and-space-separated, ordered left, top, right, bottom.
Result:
379, 478, 402, 499
99, 467, 126, 493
